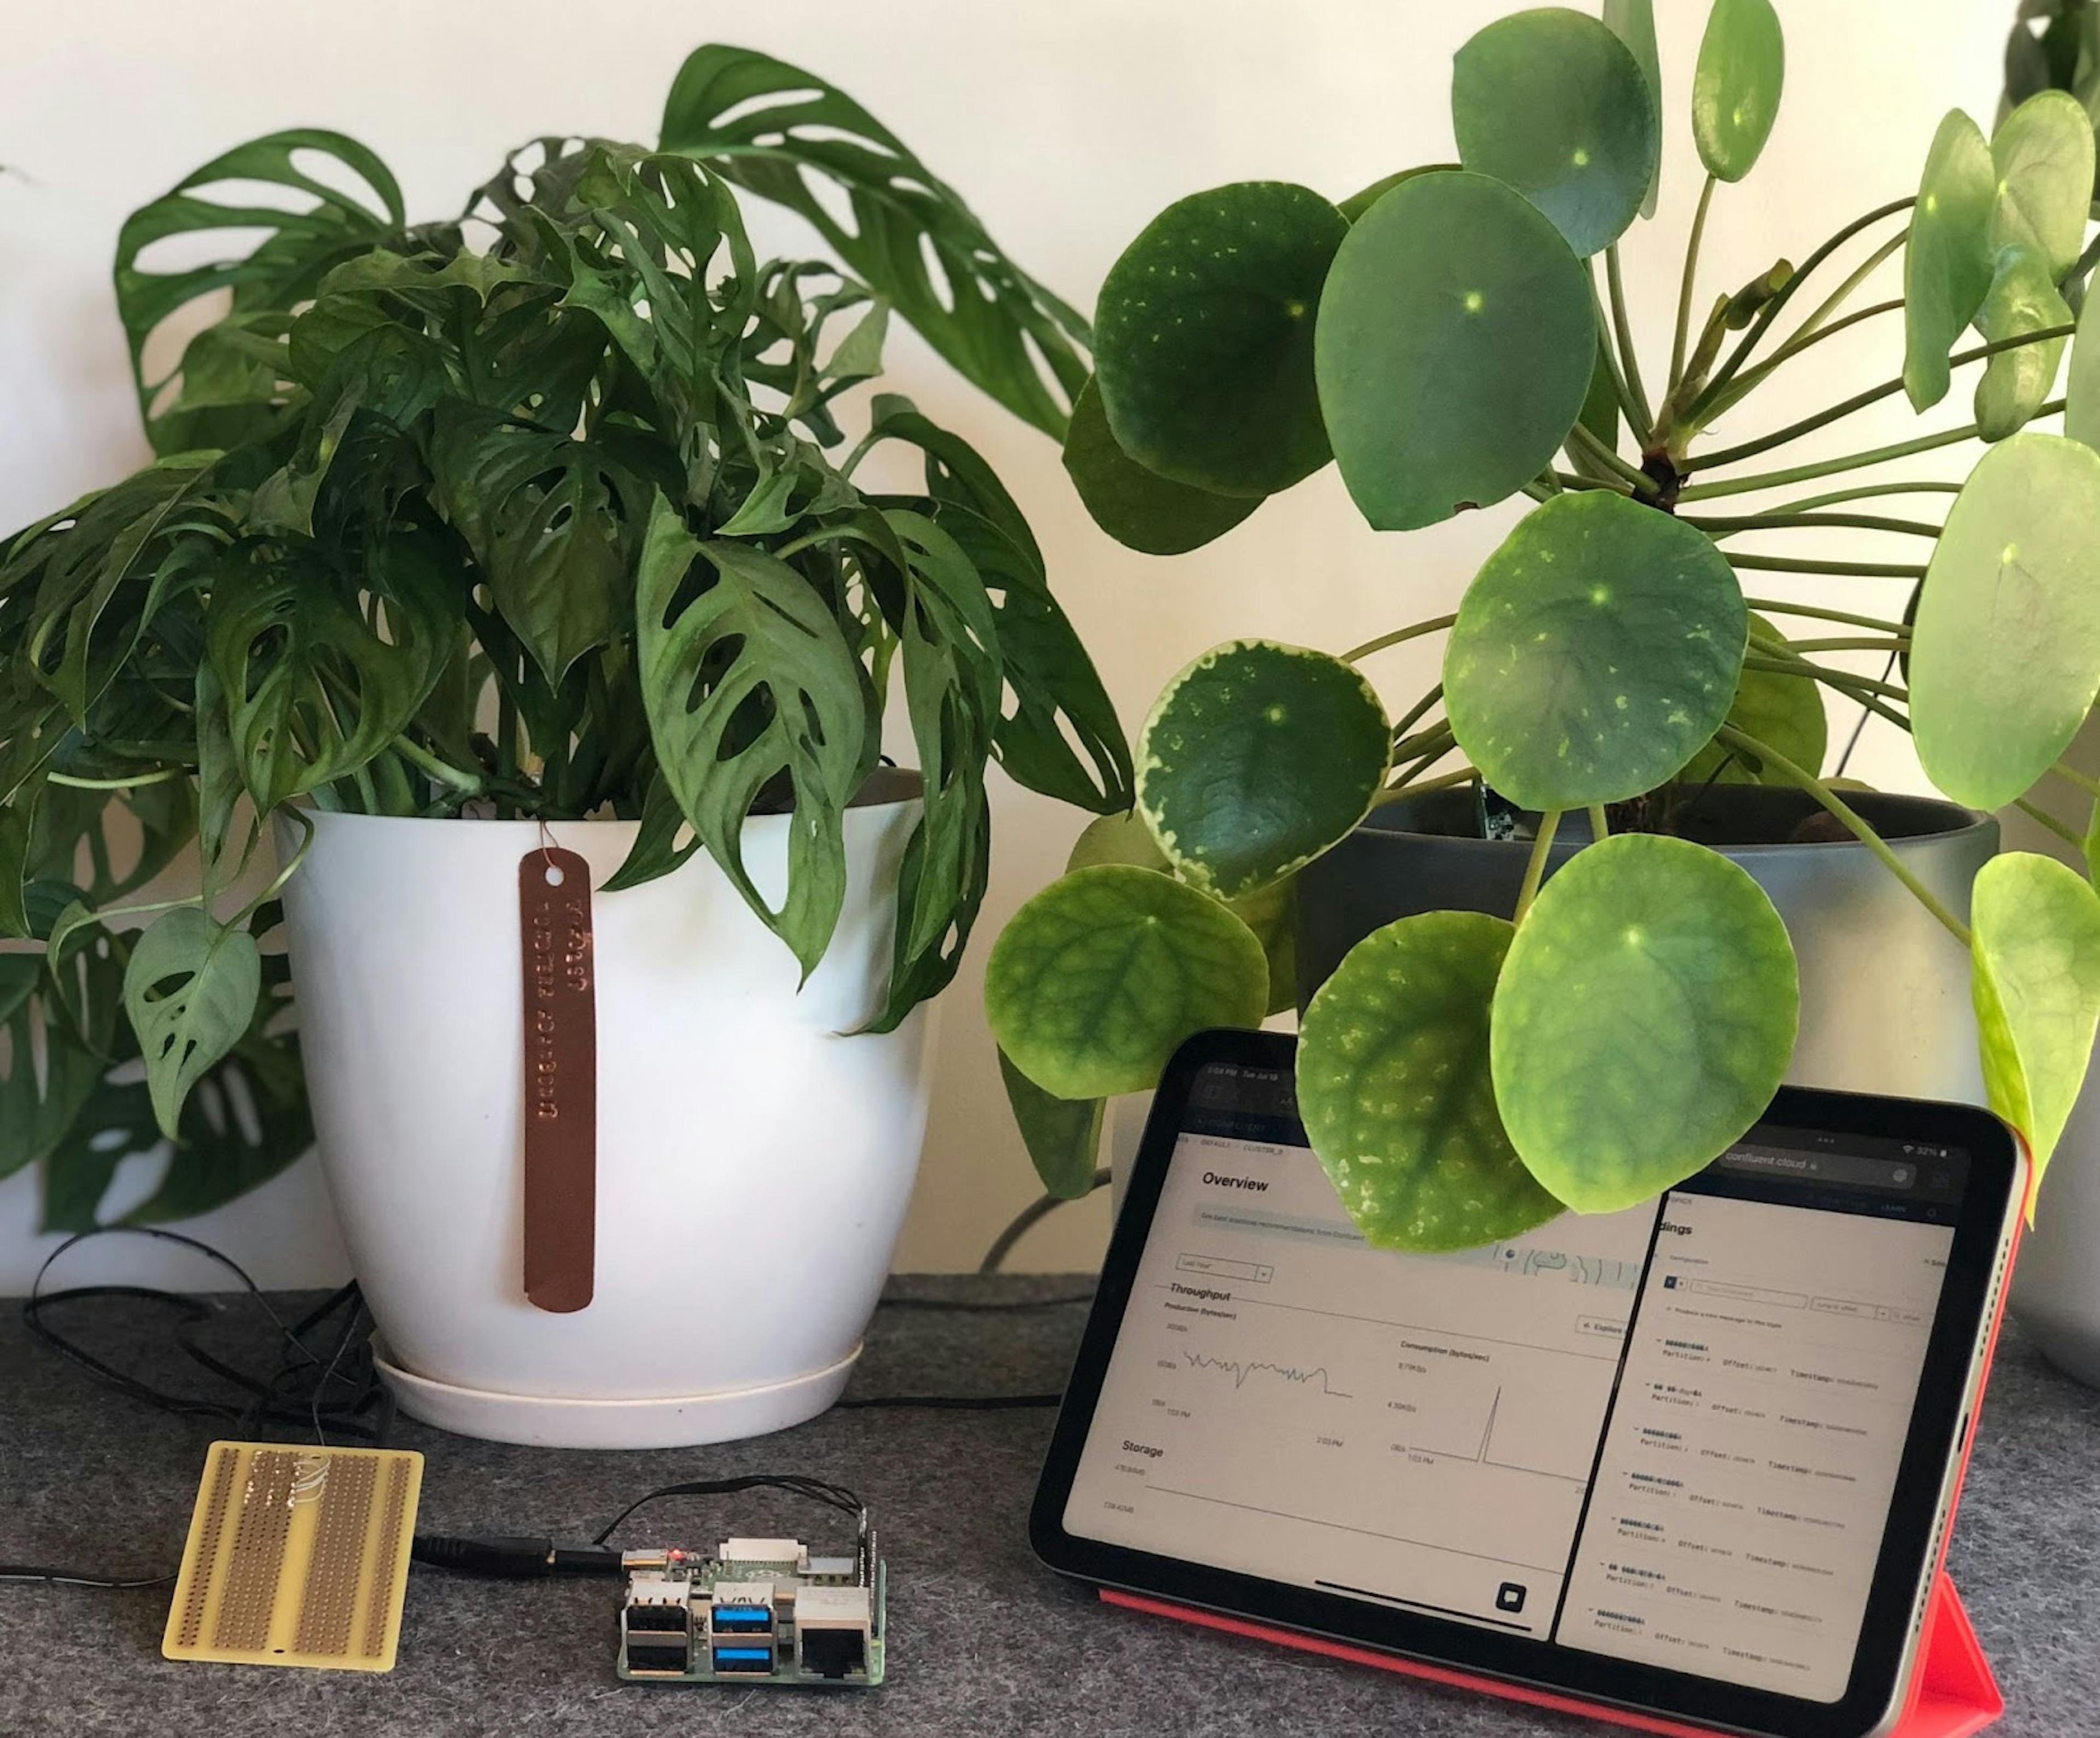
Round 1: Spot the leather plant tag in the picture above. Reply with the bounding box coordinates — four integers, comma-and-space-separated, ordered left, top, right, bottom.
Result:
518, 845, 597, 1313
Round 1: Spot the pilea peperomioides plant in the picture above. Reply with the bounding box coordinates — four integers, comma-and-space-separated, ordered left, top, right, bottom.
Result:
0, 47, 1128, 1227
987, 0, 2100, 1244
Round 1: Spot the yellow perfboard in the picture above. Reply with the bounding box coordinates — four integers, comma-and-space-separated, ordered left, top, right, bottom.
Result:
161, 1440, 423, 1672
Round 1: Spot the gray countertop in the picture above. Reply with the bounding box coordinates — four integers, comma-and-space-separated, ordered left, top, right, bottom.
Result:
3, 1275, 2096, 1737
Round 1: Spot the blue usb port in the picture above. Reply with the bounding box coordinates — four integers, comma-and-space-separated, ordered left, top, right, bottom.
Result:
710, 1604, 773, 1634
711, 1644, 773, 1674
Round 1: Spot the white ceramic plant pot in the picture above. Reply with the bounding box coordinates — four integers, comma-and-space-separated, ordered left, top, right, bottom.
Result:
276, 779, 933, 1449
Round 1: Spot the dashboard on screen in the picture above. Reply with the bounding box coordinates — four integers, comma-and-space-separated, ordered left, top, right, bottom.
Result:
1059, 1055, 1972, 1706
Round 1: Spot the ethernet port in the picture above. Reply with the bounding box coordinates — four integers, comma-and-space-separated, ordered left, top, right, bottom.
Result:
798, 1627, 867, 1679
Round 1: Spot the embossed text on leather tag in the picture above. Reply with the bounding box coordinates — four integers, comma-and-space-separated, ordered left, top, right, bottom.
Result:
518, 845, 596, 1313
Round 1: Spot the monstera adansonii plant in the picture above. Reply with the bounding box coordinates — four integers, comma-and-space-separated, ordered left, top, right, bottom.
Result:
0, 46, 1129, 1229
985, 0, 2100, 1250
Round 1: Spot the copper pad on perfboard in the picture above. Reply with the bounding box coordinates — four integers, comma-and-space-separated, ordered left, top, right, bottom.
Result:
161, 1441, 424, 1672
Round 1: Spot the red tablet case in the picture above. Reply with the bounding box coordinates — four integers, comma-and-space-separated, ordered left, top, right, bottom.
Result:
1098, 1218, 2022, 1738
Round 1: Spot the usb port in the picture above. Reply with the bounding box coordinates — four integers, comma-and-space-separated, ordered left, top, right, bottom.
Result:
709, 1604, 773, 1634
711, 1644, 773, 1675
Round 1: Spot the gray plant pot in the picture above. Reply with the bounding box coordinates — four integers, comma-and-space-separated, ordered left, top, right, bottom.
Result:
1297, 784, 1997, 1108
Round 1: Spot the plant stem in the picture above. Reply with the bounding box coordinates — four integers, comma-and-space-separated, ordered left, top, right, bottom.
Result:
1692, 325, 2075, 473
1588, 803, 1609, 840
1695, 299, 1906, 425
1675, 403, 2064, 501
1392, 722, 1455, 763
1784, 235, 1907, 349
47, 767, 186, 791
1605, 244, 1654, 441
2014, 796, 2085, 850
1374, 764, 1480, 803
1551, 468, 1635, 496
1564, 419, 1655, 493
1342, 615, 1456, 663
235, 807, 314, 928
1716, 726, 1969, 944
1741, 597, 1905, 632
391, 734, 485, 795
1725, 552, 1927, 578
1744, 654, 1907, 698
1671, 175, 1718, 389
1778, 636, 1908, 654
1514, 810, 1561, 923
1389, 683, 1444, 746
1768, 480, 1965, 512
1699, 196, 1916, 405
2050, 762, 2100, 800
1684, 511, 1940, 540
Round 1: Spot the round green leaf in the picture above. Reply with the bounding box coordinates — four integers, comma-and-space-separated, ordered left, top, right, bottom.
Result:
1451, 8, 1659, 258
1444, 491, 1747, 810
1061, 375, 1261, 556
984, 865, 1269, 1099
1692, 0, 1784, 183
1678, 611, 1828, 785
1066, 810, 1300, 1017
1988, 90, 2096, 279
1911, 433, 2100, 809
1093, 182, 1347, 497
1971, 851, 2100, 1192
1138, 640, 1390, 900
1904, 110, 1997, 413
1602, 0, 1662, 219
1491, 834, 1799, 1212
1298, 911, 1564, 1251
1315, 170, 1594, 532
1972, 244, 2072, 441
2065, 269, 2100, 452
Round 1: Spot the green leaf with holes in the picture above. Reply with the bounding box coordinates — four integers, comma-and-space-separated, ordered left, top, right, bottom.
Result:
1692, 0, 1784, 183
1904, 110, 1998, 413
1093, 183, 1346, 498
985, 865, 1269, 1100
1298, 911, 1564, 1250
1444, 492, 1745, 810
1971, 852, 2100, 1203
660, 45, 1089, 437
1138, 641, 1389, 901
1067, 810, 1299, 1016
1603, 0, 1662, 219
1973, 244, 2072, 441
122, 906, 262, 1140
1315, 171, 1594, 532
1989, 90, 2096, 279
1061, 376, 1262, 555
1911, 434, 2100, 808
114, 131, 403, 455
1492, 835, 1798, 1212
1452, 8, 1658, 258
1679, 612, 1828, 784
999, 1048, 1104, 1200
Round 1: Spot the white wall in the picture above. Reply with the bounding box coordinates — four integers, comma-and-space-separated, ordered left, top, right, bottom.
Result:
0, 0, 2016, 1274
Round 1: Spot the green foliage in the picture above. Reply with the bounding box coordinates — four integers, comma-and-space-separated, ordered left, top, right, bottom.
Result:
1904, 112, 1998, 413
1491, 836, 1798, 1212
1061, 377, 1260, 556
1297, 912, 1564, 1251
1093, 183, 1346, 497
1971, 852, 2100, 1202
1451, 8, 1658, 259
1692, 0, 1785, 183
1137, 641, 1389, 900
971, 0, 2100, 1242
1912, 434, 2100, 808
1315, 171, 1594, 530
998, 1048, 1104, 1200
2, 46, 1119, 1226
1444, 493, 1746, 810
984, 865, 1268, 1100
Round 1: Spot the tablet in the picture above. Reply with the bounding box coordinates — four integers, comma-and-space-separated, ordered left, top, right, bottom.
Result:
1032, 1030, 2025, 1738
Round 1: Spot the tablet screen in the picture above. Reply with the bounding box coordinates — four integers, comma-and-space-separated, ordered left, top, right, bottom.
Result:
1059, 1054, 1973, 1705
